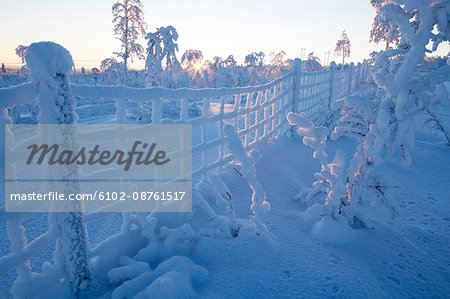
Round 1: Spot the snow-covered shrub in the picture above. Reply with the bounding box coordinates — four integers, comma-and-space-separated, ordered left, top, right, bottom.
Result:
417, 60, 450, 145
223, 125, 270, 235
421, 82, 450, 144
302, 59, 323, 72
331, 96, 377, 140
303, 52, 323, 72
89, 182, 240, 297
331, 96, 399, 228
288, 112, 329, 205
196, 174, 239, 238
7, 103, 39, 124
89, 162, 245, 296
109, 256, 207, 299
287, 112, 346, 224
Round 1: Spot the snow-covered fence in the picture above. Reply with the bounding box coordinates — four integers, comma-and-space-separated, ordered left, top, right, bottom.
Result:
71, 72, 295, 182
70, 63, 360, 181
0, 43, 363, 288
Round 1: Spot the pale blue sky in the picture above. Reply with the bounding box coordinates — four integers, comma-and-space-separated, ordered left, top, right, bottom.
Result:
0, 0, 448, 69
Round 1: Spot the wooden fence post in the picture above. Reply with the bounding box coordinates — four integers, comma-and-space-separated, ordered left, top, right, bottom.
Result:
25, 42, 90, 297
328, 68, 335, 108
347, 64, 354, 95
289, 58, 302, 138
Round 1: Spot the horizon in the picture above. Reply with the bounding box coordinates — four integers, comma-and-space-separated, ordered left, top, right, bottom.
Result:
0, 0, 448, 70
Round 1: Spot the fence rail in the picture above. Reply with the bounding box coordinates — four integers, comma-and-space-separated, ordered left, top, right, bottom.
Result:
0, 45, 363, 292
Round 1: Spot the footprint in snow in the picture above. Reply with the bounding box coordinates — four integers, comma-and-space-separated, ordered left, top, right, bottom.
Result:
279, 270, 292, 281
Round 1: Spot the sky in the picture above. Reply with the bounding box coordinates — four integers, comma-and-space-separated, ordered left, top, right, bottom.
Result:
0, 0, 448, 70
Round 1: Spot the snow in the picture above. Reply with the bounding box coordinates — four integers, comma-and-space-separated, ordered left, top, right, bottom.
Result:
110, 256, 207, 299
25, 42, 73, 83
107, 256, 151, 284
197, 129, 450, 298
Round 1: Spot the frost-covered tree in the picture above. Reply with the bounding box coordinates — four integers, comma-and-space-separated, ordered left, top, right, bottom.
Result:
181, 50, 203, 69
212, 56, 223, 70
265, 51, 290, 80
271, 51, 286, 66
307, 52, 321, 63
222, 55, 237, 68
335, 30, 351, 65
327, 0, 449, 229
181, 49, 204, 83
159, 26, 181, 87
144, 30, 163, 87
207, 55, 238, 87
244, 52, 266, 86
372, 0, 450, 164
1, 63, 5, 74
112, 0, 147, 77
15, 45, 28, 63
15, 45, 28, 76
100, 57, 124, 84
245, 52, 265, 67
369, 0, 400, 50
160, 26, 181, 71
303, 52, 323, 72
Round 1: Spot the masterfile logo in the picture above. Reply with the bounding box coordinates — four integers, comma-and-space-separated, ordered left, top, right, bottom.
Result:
26, 141, 171, 171
5, 124, 192, 213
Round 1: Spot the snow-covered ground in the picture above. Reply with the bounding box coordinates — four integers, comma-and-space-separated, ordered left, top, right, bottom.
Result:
197, 132, 450, 298
1, 87, 449, 297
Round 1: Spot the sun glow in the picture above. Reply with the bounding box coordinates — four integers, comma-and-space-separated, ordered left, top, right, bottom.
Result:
193, 62, 203, 71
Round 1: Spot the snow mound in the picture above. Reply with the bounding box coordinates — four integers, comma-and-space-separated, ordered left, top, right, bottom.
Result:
311, 214, 355, 245
134, 271, 195, 299
111, 256, 207, 299
107, 256, 151, 284
25, 41, 73, 81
